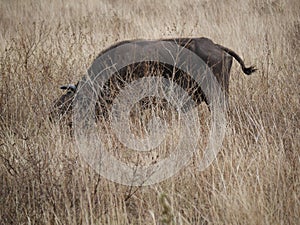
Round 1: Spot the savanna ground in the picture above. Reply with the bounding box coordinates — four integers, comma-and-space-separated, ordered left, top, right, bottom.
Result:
0, 0, 299, 224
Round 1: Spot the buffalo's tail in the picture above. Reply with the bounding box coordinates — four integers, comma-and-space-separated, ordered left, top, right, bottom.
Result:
217, 45, 257, 75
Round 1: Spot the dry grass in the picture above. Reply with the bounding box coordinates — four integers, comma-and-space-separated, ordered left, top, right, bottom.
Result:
0, 0, 299, 224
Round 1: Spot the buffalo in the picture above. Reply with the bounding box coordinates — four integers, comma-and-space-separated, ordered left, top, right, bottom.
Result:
49, 37, 256, 123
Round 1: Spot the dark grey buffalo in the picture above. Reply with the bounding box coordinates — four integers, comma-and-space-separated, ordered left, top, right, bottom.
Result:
49, 37, 256, 123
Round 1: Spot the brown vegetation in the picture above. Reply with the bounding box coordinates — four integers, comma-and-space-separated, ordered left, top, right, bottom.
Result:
0, 0, 299, 224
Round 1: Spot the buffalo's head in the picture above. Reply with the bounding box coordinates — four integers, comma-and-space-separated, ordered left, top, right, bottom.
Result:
49, 84, 77, 125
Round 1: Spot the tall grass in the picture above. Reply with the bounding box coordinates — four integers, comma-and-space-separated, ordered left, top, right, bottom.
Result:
0, 0, 299, 224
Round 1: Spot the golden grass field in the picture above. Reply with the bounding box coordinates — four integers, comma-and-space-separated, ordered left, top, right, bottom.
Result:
0, 0, 299, 224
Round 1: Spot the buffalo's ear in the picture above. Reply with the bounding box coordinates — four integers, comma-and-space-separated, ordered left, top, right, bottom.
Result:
60, 84, 77, 92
